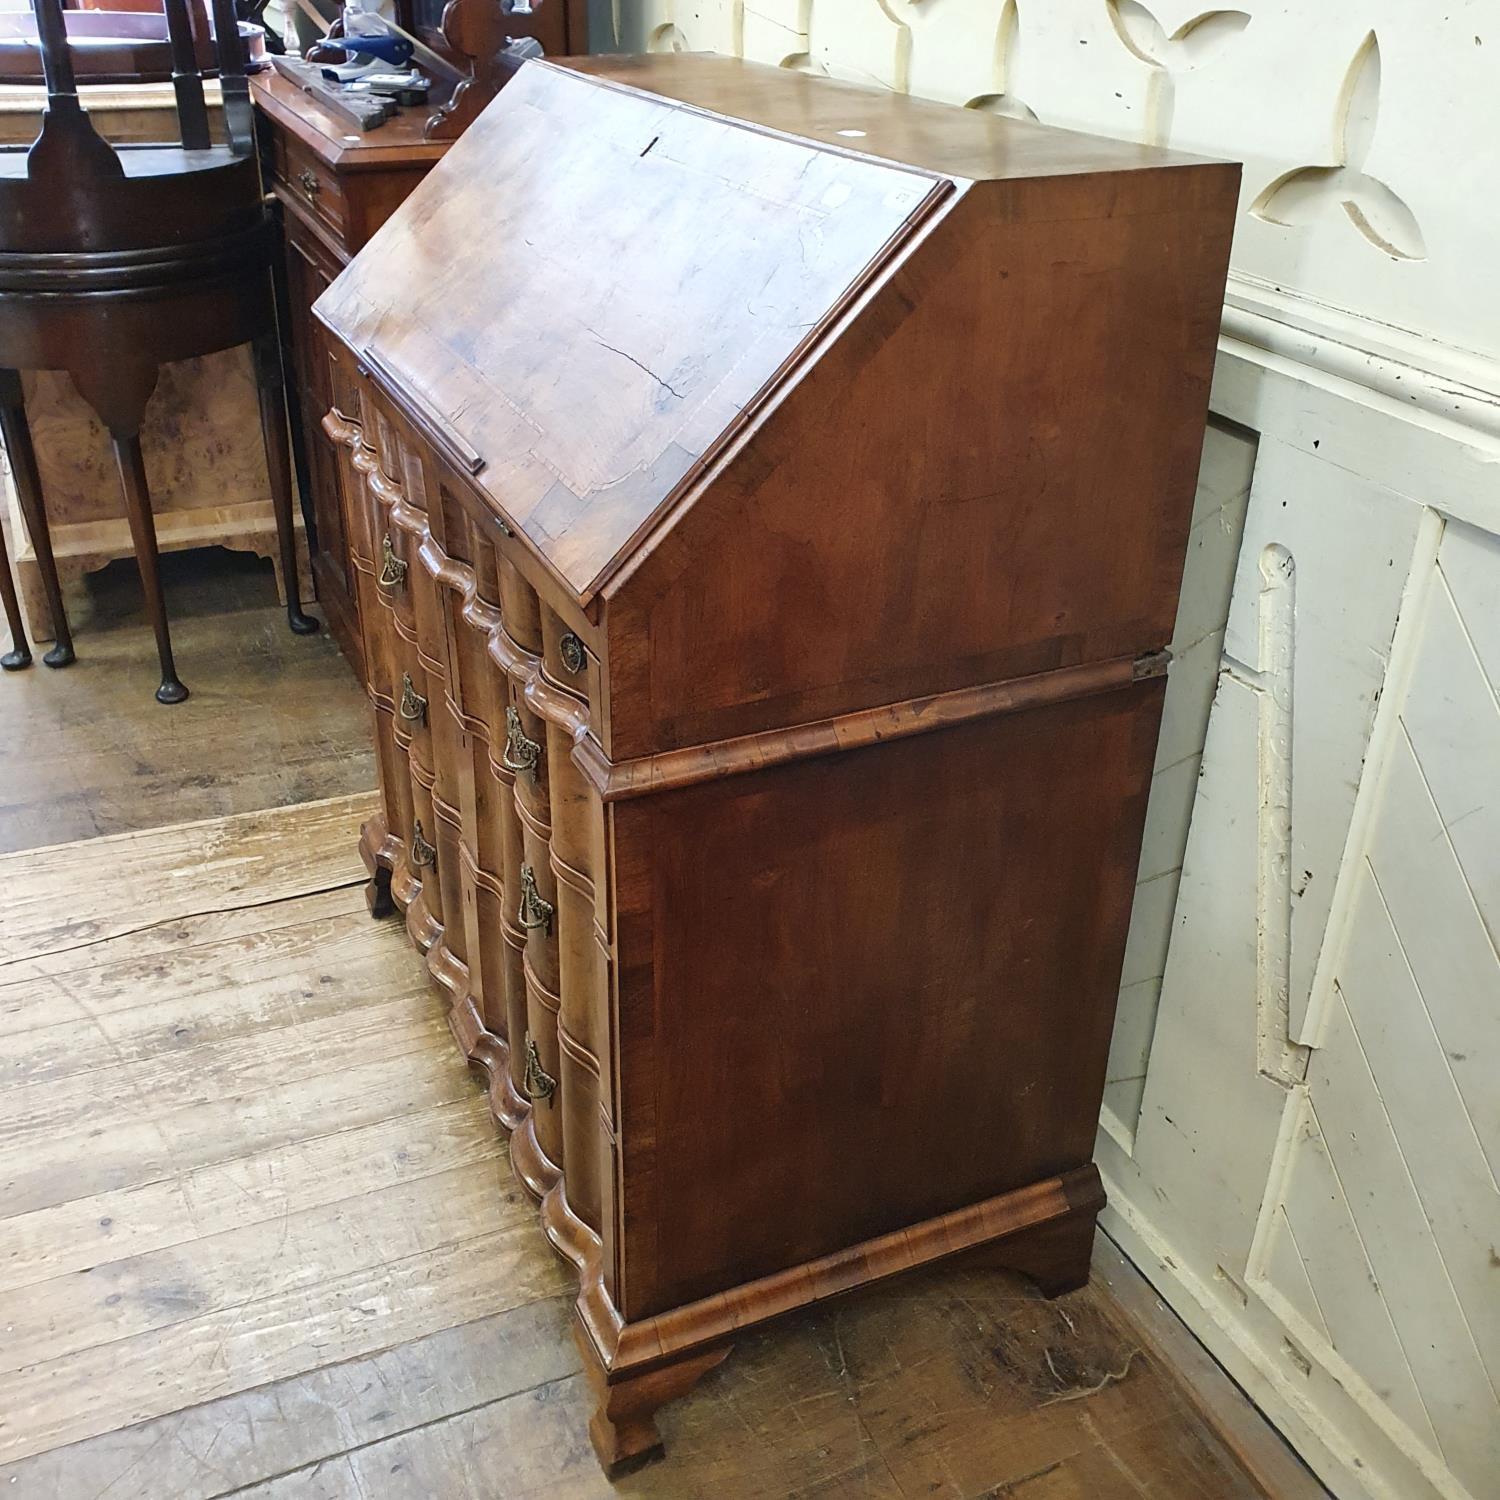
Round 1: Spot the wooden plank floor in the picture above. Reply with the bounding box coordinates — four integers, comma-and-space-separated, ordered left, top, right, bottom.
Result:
0, 547, 374, 854
0, 794, 1324, 1498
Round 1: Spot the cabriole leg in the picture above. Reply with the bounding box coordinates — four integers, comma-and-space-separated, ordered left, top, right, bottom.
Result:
253, 332, 319, 637
112, 430, 187, 704
0, 369, 73, 666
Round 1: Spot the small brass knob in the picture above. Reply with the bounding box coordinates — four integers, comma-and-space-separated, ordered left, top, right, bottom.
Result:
297, 168, 320, 201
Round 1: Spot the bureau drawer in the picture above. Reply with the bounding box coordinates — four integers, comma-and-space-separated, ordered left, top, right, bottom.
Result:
274, 135, 348, 243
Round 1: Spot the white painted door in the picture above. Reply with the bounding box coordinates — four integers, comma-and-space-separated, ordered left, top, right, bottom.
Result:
1103, 392, 1500, 1500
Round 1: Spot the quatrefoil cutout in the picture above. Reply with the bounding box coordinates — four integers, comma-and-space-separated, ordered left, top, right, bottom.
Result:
1252, 32, 1425, 261
1106, 0, 1250, 70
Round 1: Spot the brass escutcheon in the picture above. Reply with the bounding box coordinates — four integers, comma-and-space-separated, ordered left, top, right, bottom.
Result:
398, 672, 427, 725
378, 533, 407, 588
522, 1036, 556, 1104
297, 168, 320, 201
410, 820, 436, 870
517, 863, 554, 935
501, 705, 541, 779
558, 631, 586, 676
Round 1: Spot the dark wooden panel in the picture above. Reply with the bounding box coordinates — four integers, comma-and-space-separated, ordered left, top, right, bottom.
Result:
614, 679, 1164, 1317
606, 169, 1235, 755
254, 78, 452, 680
282, 215, 363, 676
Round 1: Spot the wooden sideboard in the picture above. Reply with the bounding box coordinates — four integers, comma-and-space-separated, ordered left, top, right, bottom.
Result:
252, 0, 587, 672
253, 72, 449, 675
315, 55, 1238, 1473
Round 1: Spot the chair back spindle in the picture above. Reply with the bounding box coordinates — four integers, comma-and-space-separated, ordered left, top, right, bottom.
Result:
163, 0, 211, 150
27, 0, 125, 183
209, 0, 254, 157
22, 0, 254, 160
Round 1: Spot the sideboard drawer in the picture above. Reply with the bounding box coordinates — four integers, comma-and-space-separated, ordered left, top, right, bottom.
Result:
274, 134, 348, 243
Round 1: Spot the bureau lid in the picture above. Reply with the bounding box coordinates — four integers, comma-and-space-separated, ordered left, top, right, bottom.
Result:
313, 58, 951, 606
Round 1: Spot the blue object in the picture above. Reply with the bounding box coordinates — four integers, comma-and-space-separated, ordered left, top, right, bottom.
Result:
335, 29, 413, 67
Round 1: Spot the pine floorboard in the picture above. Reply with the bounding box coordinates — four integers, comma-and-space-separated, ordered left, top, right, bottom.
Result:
0, 776, 1323, 1497
0, 548, 375, 856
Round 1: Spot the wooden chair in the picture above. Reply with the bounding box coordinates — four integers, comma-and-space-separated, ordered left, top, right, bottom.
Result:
0, 2, 214, 88
0, 0, 316, 703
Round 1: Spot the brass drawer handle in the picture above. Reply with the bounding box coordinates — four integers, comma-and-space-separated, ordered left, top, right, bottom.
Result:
399, 672, 427, 725
378, 533, 407, 588
410, 820, 436, 870
297, 168, 320, 202
522, 1035, 556, 1104
559, 631, 586, 676
517, 862, 553, 935
502, 705, 542, 779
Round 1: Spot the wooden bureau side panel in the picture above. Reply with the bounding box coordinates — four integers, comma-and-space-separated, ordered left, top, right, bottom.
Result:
612, 678, 1164, 1320
606, 169, 1236, 757
324, 373, 410, 867
344, 167, 438, 257
369, 401, 444, 930
255, 74, 450, 685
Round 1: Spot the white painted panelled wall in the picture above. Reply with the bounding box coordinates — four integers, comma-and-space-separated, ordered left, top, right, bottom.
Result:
597, 5, 1499, 1497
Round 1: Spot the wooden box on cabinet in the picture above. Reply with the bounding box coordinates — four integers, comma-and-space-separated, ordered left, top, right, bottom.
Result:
315, 54, 1237, 1473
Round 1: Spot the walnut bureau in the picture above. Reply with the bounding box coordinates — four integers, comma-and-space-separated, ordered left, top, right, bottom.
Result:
314, 54, 1238, 1474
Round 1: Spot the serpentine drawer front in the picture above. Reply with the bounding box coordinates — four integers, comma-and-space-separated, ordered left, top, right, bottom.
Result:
312, 53, 1238, 1475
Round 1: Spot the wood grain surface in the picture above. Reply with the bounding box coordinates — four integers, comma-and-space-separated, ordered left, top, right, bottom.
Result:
0, 795, 1310, 1496
0, 553, 374, 854
315, 59, 948, 603
18, 357, 269, 525
322, 53, 1239, 1466
0, 792, 374, 965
